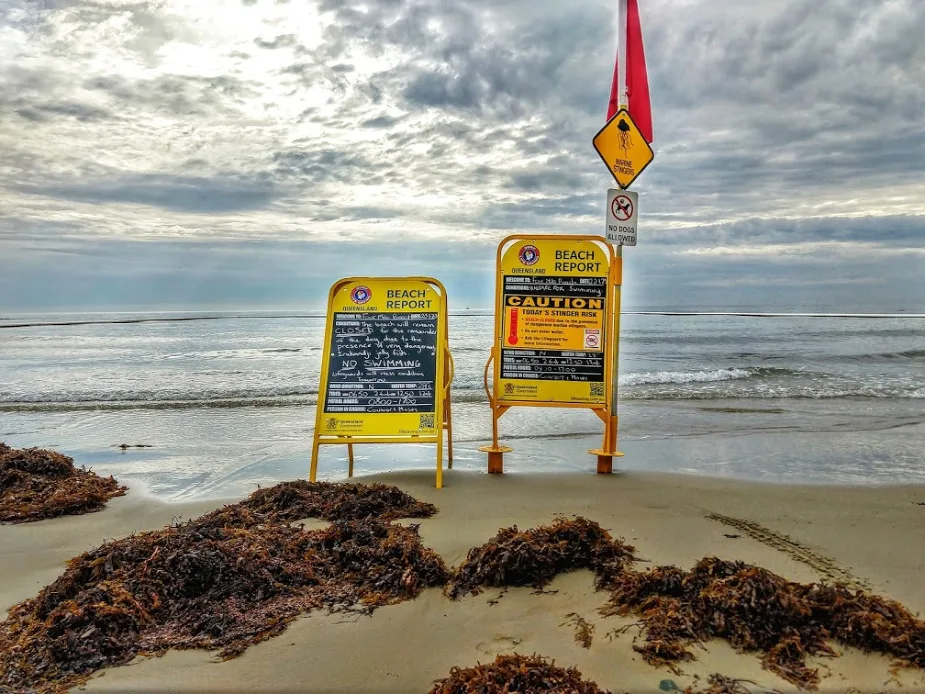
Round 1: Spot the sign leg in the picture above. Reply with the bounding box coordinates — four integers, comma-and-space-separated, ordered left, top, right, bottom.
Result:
487, 450, 504, 474
436, 437, 444, 489
485, 408, 514, 474
347, 443, 355, 477
480, 403, 513, 473
488, 408, 503, 474
595, 415, 624, 473
310, 437, 320, 482
445, 397, 454, 469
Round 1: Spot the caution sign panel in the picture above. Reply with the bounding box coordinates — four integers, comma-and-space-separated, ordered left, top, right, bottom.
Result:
498, 239, 611, 406
592, 108, 654, 189
318, 278, 444, 437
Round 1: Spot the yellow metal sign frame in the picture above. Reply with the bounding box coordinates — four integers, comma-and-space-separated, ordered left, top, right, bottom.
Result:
310, 276, 454, 488
479, 235, 624, 473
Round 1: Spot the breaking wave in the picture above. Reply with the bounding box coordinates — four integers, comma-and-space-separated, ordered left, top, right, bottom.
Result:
843, 349, 925, 362
620, 367, 800, 385
2, 364, 922, 413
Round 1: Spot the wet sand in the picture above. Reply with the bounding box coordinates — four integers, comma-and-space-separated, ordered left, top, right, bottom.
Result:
2, 470, 925, 693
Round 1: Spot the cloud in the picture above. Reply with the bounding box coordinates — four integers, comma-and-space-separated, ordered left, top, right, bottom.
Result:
16, 174, 279, 213
0, 0, 923, 311
254, 33, 296, 49
3, 233, 923, 314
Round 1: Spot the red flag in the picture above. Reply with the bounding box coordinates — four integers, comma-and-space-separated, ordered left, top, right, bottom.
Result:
607, 0, 653, 143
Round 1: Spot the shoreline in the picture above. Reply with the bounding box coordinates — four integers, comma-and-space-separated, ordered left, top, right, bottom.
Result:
3, 470, 925, 692
4, 396, 924, 501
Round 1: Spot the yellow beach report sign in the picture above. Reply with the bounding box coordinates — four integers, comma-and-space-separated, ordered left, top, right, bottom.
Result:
311, 276, 453, 488
319, 279, 443, 437
498, 238, 612, 406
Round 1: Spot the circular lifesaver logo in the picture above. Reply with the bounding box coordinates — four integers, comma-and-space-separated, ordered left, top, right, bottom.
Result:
350, 285, 372, 305
519, 245, 540, 266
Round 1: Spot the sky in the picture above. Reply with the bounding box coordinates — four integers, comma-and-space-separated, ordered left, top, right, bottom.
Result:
1, 0, 923, 313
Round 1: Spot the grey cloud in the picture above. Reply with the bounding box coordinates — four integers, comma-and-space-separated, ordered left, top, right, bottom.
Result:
361, 115, 400, 128
344, 207, 402, 220
15, 174, 279, 213
507, 169, 589, 193
303, 0, 610, 119
476, 194, 600, 230
82, 73, 257, 117
404, 70, 482, 109
254, 34, 297, 49
272, 149, 377, 186
639, 214, 925, 250
2, 234, 922, 314
14, 101, 111, 123
0, 235, 502, 311
2, 0, 925, 313
280, 60, 355, 100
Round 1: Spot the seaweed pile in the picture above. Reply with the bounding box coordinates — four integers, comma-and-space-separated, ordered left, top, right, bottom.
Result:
0, 444, 126, 523
603, 557, 925, 689
0, 485, 448, 694
428, 653, 612, 694
240, 479, 437, 522
445, 517, 636, 599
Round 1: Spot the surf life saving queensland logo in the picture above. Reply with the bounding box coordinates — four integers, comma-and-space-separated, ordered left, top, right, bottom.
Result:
518, 244, 539, 266
350, 285, 372, 305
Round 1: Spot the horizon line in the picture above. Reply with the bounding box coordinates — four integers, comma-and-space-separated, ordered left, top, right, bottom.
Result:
2, 310, 924, 329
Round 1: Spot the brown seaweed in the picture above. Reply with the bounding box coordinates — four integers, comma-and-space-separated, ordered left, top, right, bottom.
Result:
0, 444, 126, 523
563, 612, 595, 649
683, 673, 778, 694
602, 557, 925, 690
428, 653, 612, 693
445, 517, 636, 599
239, 478, 437, 522
0, 483, 447, 694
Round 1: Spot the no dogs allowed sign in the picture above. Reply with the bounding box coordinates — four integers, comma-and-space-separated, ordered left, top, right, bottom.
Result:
606, 189, 638, 247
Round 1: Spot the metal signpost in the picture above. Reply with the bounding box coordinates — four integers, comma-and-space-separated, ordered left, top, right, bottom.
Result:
591, 20, 656, 473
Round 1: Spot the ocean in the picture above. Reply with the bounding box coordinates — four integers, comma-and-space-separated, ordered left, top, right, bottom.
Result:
2, 310, 923, 500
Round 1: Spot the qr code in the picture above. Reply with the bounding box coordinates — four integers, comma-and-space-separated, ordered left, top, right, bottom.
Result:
589, 382, 605, 398
420, 413, 435, 429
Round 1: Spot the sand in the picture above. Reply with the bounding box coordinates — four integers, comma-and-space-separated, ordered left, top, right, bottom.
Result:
2, 469, 925, 693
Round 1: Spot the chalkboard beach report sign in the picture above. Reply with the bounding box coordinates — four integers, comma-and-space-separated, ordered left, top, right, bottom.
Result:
311, 277, 453, 488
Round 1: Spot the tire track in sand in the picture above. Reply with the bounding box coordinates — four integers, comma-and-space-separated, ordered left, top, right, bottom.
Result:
705, 512, 869, 590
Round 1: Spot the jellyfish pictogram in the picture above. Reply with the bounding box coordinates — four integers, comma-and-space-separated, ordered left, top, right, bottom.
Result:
617, 118, 633, 156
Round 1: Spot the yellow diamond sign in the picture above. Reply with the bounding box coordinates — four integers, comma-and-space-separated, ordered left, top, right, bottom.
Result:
592, 108, 654, 189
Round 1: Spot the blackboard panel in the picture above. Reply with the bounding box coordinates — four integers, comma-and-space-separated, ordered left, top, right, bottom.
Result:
323, 312, 438, 415
503, 275, 608, 297
501, 349, 605, 382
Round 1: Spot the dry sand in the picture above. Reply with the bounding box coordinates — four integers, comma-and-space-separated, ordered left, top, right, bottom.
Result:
2, 469, 925, 693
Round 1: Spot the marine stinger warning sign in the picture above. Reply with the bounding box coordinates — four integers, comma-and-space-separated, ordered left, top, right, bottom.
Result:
593, 108, 654, 189
497, 238, 613, 406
